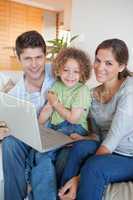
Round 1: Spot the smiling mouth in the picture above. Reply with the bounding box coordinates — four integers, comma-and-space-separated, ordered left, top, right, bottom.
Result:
66, 80, 76, 83
96, 73, 106, 77
30, 68, 40, 73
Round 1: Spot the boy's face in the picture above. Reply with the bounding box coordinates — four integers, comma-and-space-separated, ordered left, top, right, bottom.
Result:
59, 58, 80, 87
19, 47, 46, 82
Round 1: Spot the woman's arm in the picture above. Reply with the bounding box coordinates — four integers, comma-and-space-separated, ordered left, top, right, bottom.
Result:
38, 102, 53, 125
101, 90, 133, 153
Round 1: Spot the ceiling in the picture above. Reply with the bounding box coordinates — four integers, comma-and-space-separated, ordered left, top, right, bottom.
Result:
11, 0, 67, 11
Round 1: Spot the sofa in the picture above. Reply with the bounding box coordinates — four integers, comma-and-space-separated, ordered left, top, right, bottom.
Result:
0, 70, 133, 200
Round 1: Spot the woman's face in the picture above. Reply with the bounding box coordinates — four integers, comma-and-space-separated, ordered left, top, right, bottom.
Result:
94, 48, 125, 83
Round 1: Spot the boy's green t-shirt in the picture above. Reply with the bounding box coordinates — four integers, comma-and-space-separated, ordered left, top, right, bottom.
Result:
49, 81, 91, 130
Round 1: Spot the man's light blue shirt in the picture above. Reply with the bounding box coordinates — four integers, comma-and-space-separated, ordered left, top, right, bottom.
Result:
8, 64, 55, 117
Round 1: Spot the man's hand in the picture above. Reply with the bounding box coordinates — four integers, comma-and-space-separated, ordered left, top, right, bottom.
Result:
58, 176, 80, 200
0, 121, 10, 140
0, 127, 10, 140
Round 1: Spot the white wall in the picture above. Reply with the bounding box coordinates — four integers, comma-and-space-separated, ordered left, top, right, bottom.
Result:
43, 10, 56, 41
71, 0, 133, 72
63, 0, 72, 30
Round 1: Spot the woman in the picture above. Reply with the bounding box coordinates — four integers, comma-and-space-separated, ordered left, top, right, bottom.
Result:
58, 38, 133, 200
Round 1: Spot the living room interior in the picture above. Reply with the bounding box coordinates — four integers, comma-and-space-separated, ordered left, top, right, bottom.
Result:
0, 0, 133, 200
0, 0, 72, 71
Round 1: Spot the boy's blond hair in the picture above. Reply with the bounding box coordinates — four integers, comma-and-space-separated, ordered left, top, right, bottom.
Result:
52, 47, 92, 83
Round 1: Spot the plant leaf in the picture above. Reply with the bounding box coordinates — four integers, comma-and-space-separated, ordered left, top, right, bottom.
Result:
70, 35, 79, 43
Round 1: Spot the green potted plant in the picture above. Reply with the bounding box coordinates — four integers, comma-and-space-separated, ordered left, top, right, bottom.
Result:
47, 34, 78, 60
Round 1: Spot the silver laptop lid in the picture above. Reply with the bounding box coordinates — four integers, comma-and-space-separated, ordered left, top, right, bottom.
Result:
0, 92, 42, 151
0, 92, 74, 152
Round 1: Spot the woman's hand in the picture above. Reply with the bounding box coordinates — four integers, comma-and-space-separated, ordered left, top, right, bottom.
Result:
96, 144, 111, 155
58, 176, 80, 200
48, 91, 58, 107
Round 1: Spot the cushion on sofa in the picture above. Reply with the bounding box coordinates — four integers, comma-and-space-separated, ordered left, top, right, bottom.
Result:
104, 182, 133, 200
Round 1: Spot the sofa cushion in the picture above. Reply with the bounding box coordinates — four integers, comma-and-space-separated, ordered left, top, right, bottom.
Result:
104, 182, 133, 200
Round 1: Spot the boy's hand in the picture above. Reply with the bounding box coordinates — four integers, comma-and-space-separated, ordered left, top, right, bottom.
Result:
70, 133, 85, 141
48, 91, 58, 107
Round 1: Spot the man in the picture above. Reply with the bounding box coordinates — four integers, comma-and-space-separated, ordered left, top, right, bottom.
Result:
1, 30, 64, 200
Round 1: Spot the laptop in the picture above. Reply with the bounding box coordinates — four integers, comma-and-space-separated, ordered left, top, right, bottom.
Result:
0, 92, 74, 152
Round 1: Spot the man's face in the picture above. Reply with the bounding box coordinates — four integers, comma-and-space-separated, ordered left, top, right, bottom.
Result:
19, 47, 46, 81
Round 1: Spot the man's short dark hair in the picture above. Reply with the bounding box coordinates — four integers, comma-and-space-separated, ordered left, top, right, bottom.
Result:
15, 30, 46, 58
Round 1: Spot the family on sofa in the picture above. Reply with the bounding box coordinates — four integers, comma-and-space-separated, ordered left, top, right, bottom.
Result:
1, 30, 133, 200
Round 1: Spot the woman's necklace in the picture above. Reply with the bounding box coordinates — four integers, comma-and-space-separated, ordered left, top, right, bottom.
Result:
95, 79, 125, 103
